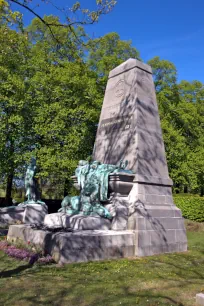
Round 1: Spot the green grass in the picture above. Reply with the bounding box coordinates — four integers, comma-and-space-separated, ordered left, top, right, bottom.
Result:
0, 229, 204, 306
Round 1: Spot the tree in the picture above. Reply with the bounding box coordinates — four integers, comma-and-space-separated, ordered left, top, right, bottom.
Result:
149, 56, 204, 194
0, 22, 34, 203
148, 57, 187, 191
148, 56, 179, 115
177, 80, 204, 194
25, 57, 101, 195
27, 15, 86, 62
0, 1, 117, 201
7, 0, 117, 52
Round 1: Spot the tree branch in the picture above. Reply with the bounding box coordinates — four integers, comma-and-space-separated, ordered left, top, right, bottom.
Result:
9, 0, 116, 57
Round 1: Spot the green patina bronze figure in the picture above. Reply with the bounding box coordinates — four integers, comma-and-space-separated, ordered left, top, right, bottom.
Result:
59, 196, 81, 215
59, 159, 133, 219
19, 157, 45, 206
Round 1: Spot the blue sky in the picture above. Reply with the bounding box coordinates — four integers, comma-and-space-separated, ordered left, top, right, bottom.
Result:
11, 0, 204, 82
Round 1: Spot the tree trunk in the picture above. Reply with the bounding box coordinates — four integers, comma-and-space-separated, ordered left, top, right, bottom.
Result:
200, 186, 204, 197
184, 186, 188, 193
175, 183, 180, 194
63, 178, 69, 197
5, 172, 14, 206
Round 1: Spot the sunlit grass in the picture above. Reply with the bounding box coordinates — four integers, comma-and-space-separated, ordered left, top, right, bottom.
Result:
0, 228, 203, 306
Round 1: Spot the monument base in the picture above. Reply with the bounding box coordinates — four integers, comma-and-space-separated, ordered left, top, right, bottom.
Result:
7, 225, 135, 264
0, 204, 47, 225
109, 181, 188, 256
7, 224, 187, 264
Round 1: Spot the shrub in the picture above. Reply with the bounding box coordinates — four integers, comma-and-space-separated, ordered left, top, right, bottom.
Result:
174, 196, 204, 222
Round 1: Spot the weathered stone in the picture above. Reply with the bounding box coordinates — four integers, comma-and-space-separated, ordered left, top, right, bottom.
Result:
44, 212, 69, 228
0, 206, 25, 224
111, 203, 129, 230
0, 204, 47, 225
44, 213, 111, 230
92, 58, 187, 257
196, 293, 204, 306
70, 215, 111, 230
7, 225, 135, 264
23, 204, 47, 224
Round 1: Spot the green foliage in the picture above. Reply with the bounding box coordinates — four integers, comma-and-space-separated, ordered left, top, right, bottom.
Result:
0, 0, 23, 28
30, 61, 101, 184
174, 196, 204, 222
0, 19, 33, 199
149, 56, 204, 194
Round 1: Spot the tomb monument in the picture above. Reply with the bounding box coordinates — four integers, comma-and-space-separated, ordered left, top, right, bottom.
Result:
7, 59, 187, 263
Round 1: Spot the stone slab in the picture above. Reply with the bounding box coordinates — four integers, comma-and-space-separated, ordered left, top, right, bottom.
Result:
0, 206, 25, 224
7, 225, 136, 264
44, 212, 69, 228
109, 58, 152, 78
0, 204, 47, 225
111, 203, 128, 231
44, 213, 111, 230
23, 204, 48, 224
196, 293, 204, 306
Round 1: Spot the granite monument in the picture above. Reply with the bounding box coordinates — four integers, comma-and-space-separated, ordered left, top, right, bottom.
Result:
7, 59, 187, 263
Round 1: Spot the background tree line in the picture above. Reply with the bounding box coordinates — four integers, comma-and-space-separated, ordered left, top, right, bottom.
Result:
0, 1, 203, 204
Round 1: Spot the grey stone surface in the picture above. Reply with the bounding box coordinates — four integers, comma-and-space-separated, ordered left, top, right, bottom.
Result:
7, 223, 187, 264
93, 58, 171, 186
44, 213, 111, 230
23, 204, 48, 224
44, 213, 69, 228
108, 173, 135, 196
7, 225, 136, 264
109, 58, 152, 78
196, 293, 204, 306
91, 57, 188, 257
0, 204, 47, 225
0, 206, 25, 224
111, 203, 129, 230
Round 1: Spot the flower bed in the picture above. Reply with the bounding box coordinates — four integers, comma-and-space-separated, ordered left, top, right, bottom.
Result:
0, 240, 54, 265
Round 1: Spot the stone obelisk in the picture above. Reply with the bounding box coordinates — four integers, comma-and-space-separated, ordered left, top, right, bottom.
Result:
93, 59, 187, 256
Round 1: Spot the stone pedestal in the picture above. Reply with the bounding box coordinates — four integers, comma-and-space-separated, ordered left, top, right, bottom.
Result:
196, 293, 204, 306
23, 204, 48, 224
0, 206, 25, 225
7, 225, 135, 264
127, 183, 187, 255
0, 204, 47, 225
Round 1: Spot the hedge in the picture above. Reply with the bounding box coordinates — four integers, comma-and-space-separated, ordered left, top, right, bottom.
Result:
174, 196, 204, 222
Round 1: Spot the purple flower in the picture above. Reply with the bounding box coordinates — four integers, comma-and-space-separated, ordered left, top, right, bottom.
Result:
0, 241, 55, 264
4, 245, 34, 260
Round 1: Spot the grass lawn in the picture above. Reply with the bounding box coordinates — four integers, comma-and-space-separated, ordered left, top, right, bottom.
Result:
0, 224, 203, 306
